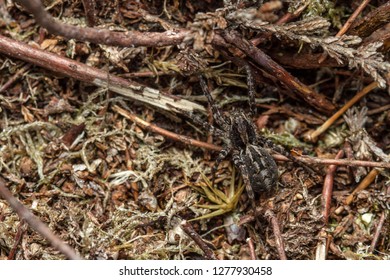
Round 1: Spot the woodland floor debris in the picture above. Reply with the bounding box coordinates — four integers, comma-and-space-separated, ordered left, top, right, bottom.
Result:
0, 0, 389, 260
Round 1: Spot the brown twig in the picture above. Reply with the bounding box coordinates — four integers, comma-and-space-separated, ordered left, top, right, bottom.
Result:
307, 81, 379, 142
112, 105, 221, 151
217, 30, 335, 114
276, 2, 310, 25
322, 150, 344, 224
0, 177, 83, 260
180, 220, 216, 260
345, 168, 382, 205
368, 211, 387, 254
7, 220, 26, 260
318, 0, 372, 63
284, 154, 390, 169
246, 237, 257, 260
337, 0, 372, 36
14, 0, 189, 47
0, 34, 204, 113
265, 210, 287, 260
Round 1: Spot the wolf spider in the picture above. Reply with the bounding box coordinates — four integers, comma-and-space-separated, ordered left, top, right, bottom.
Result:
195, 66, 309, 204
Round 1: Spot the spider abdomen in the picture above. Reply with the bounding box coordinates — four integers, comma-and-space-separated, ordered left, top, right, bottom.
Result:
242, 145, 278, 193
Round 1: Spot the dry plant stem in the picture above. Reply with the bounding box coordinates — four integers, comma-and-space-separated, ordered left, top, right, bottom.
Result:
322, 150, 344, 224
112, 105, 221, 151
7, 220, 25, 260
348, 1, 390, 37
14, 0, 189, 47
219, 30, 335, 114
0, 177, 83, 260
265, 210, 287, 260
308, 81, 379, 142
0, 34, 204, 113
336, 0, 371, 36
276, 2, 310, 25
180, 220, 216, 260
368, 211, 387, 253
283, 154, 390, 169
318, 0, 371, 63
345, 168, 381, 205
81, 0, 97, 27
368, 104, 390, 115
246, 238, 257, 260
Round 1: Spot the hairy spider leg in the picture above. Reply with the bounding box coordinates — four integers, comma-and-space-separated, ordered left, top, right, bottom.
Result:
231, 150, 256, 206
167, 104, 225, 138
199, 76, 230, 131
257, 135, 317, 175
244, 64, 257, 118
210, 143, 232, 188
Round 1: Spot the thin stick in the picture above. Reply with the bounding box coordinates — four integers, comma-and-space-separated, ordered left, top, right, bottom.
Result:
180, 220, 216, 260
0, 177, 83, 260
112, 105, 221, 151
368, 211, 387, 254
337, 0, 371, 36
247, 237, 257, 260
318, 0, 371, 63
15, 0, 189, 47
345, 168, 381, 205
283, 154, 390, 169
7, 220, 25, 260
0, 34, 204, 113
322, 150, 344, 224
265, 210, 287, 260
308, 81, 379, 142
276, 2, 310, 25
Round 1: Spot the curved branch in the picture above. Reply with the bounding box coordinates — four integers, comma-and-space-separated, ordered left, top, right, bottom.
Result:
15, 0, 190, 47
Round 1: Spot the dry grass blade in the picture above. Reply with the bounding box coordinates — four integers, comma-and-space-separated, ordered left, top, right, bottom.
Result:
189, 168, 245, 221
